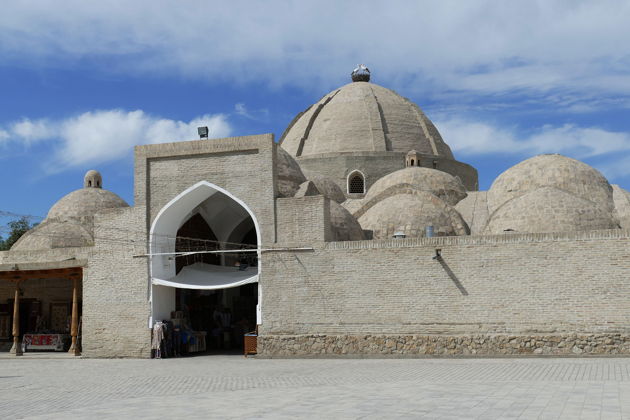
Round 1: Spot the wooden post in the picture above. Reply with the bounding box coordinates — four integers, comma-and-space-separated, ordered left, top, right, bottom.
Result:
9, 283, 23, 356
68, 277, 81, 356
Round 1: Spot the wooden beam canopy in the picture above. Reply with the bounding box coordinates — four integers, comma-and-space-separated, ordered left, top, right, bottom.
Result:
0, 267, 83, 282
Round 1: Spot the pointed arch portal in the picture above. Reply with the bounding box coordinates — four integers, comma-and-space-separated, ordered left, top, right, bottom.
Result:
149, 181, 261, 326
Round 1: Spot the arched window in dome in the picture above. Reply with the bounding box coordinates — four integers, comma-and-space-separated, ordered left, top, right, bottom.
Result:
347, 171, 365, 194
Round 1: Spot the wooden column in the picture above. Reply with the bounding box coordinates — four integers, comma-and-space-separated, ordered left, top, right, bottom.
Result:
9, 283, 23, 356
68, 277, 81, 356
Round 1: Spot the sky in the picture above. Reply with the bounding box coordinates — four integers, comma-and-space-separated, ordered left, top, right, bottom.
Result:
2, 0, 630, 233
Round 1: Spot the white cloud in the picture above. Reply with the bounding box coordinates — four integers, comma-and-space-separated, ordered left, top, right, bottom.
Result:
234, 103, 269, 121
0, 129, 9, 143
436, 117, 630, 179
10, 119, 53, 145
1, 1, 630, 98
438, 118, 630, 159
1, 109, 231, 170
234, 103, 250, 118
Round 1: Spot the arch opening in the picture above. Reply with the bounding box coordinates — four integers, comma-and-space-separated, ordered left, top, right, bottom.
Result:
149, 181, 261, 354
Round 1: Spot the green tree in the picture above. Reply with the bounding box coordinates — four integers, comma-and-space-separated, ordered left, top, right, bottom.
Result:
0, 217, 36, 251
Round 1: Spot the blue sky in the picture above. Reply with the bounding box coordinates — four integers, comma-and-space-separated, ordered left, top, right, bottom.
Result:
2, 1, 630, 232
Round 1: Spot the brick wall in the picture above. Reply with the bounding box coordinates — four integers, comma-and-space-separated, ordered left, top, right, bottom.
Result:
135, 134, 277, 245
297, 151, 478, 194
259, 229, 630, 355
275, 196, 331, 244
83, 206, 151, 358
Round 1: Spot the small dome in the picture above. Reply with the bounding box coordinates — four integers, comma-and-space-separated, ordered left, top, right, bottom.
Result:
47, 188, 129, 221
302, 171, 346, 203
84, 170, 103, 188
276, 146, 306, 198
11, 221, 93, 251
484, 187, 618, 234
12, 171, 129, 251
454, 191, 489, 235
364, 167, 467, 206
358, 191, 469, 239
280, 82, 454, 159
487, 154, 614, 214
329, 201, 365, 241
612, 184, 630, 229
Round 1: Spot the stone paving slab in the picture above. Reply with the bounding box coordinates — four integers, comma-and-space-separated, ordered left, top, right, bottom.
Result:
1, 356, 629, 419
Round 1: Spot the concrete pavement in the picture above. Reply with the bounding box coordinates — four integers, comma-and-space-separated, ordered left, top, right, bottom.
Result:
1, 355, 630, 419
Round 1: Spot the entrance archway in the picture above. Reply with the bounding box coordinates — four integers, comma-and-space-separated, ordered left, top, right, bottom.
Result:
149, 181, 261, 354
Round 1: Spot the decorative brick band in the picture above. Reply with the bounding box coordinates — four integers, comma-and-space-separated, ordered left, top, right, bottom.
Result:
324, 228, 630, 250
258, 334, 630, 357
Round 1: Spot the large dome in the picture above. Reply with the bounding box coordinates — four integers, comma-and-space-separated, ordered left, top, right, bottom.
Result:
280, 81, 454, 159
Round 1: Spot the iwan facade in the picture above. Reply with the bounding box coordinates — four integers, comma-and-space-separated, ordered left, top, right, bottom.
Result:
1, 69, 630, 358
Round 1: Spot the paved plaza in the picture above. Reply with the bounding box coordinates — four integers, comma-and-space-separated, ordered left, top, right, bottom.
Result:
1, 355, 630, 419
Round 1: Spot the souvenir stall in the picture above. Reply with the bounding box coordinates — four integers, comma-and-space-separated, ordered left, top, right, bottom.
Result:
0, 266, 82, 356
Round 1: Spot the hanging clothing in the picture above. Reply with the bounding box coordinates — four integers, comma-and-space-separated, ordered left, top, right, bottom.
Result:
152, 321, 166, 358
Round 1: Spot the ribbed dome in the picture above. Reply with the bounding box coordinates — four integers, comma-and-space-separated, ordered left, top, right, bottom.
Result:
276, 146, 306, 198
485, 187, 618, 234
280, 82, 454, 158
358, 191, 468, 239
47, 188, 129, 221
364, 167, 467, 206
487, 154, 613, 215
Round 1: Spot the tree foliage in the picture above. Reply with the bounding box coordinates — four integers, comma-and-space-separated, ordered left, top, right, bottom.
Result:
0, 217, 36, 251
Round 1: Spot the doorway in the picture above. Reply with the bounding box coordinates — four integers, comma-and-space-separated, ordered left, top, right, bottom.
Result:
175, 283, 257, 354
149, 181, 261, 357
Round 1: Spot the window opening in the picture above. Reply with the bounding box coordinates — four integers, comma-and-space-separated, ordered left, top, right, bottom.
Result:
348, 173, 365, 194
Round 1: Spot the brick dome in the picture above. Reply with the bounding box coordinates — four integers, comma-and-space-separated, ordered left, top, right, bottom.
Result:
484, 187, 618, 234
11, 170, 128, 251
364, 167, 467, 206
47, 188, 129, 222
279, 81, 454, 159
276, 146, 306, 198
487, 154, 614, 215
302, 171, 347, 203
358, 191, 468, 239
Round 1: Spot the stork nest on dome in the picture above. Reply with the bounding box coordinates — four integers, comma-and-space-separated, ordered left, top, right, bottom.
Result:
351, 64, 370, 82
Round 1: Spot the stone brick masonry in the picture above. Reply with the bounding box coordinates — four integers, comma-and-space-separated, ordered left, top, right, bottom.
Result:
259, 228, 630, 356
259, 333, 630, 356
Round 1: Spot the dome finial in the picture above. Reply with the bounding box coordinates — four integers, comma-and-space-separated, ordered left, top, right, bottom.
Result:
84, 170, 102, 189
351, 64, 370, 82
